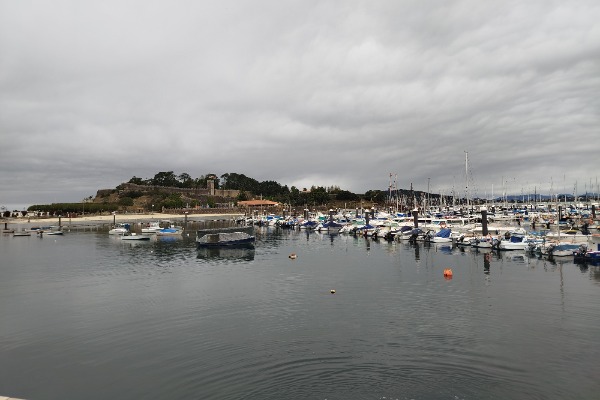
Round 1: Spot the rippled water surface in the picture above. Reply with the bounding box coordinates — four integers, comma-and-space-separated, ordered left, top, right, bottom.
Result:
1, 228, 600, 399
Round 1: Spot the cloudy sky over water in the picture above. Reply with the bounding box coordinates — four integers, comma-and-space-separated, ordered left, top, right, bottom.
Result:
1, 0, 599, 209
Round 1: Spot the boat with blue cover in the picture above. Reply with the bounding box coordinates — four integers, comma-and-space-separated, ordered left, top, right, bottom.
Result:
431, 227, 452, 243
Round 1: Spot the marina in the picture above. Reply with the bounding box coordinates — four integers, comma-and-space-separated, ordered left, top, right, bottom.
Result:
1, 219, 600, 400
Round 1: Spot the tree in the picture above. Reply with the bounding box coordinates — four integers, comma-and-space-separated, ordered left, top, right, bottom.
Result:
162, 193, 184, 209
335, 190, 359, 201
309, 186, 330, 205
128, 176, 145, 185
119, 197, 134, 206
237, 190, 249, 201
178, 172, 194, 188
220, 173, 258, 192
364, 190, 386, 203
258, 180, 287, 198
151, 171, 178, 187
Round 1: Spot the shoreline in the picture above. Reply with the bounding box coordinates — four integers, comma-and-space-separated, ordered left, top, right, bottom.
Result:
1, 212, 245, 226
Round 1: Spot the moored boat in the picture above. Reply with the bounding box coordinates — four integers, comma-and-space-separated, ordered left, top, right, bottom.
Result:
156, 227, 183, 236
121, 233, 151, 241
547, 242, 581, 257
430, 228, 453, 243
141, 221, 163, 234
109, 223, 131, 235
196, 231, 255, 247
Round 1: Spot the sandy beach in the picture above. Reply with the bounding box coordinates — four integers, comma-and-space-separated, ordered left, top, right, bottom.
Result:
2, 212, 245, 226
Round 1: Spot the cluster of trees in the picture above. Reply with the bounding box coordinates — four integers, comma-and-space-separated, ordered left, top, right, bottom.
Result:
26, 202, 120, 215
127, 171, 217, 189
2, 210, 27, 218
124, 171, 370, 207
222, 173, 365, 206
121, 171, 454, 209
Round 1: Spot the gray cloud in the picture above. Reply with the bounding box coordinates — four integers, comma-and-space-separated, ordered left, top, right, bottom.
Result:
1, 0, 599, 209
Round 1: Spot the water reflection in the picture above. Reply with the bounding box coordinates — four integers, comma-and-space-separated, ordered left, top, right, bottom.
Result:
196, 246, 255, 261
483, 252, 491, 274
3, 225, 600, 400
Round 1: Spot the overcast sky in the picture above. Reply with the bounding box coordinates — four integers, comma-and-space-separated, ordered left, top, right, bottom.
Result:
1, 0, 599, 209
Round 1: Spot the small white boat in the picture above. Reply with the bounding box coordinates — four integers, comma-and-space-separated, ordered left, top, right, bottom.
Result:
141, 221, 163, 234
109, 224, 131, 235
13, 231, 31, 237
496, 230, 541, 251
469, 236, 495, 249
544, 229, 591, 244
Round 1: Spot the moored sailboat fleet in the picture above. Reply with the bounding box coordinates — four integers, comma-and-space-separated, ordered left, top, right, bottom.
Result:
242, 202, 600, 261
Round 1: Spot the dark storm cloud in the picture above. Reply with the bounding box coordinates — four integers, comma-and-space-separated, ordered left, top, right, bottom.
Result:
1, 0, 599, 208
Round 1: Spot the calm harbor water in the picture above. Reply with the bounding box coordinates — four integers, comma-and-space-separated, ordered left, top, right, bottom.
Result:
1, 227, 599, 400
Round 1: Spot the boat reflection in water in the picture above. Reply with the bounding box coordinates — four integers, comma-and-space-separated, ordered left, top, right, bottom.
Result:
196, 245, 255, 261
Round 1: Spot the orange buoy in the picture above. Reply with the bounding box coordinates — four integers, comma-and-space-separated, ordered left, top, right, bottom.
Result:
443, 268, 453, 279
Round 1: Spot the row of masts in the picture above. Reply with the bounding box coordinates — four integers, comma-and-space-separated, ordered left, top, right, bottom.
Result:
386, 152, 600, 214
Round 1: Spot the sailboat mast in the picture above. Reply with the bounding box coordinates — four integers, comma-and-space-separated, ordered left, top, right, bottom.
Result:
465, 151, 469, 210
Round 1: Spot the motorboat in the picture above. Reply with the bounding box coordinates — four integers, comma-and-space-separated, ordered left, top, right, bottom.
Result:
109, 224, 130, 235
156, 227, 183, 236
316, 220, 344, 232
547, 242, 581, 257
121, 233, 151, 241
469, 235, 495, 249
141, 221, 163, 234
431, 228, 452, 243
573, 245, 600, 265
544, 229, 591, 244
496, 230, 543, 251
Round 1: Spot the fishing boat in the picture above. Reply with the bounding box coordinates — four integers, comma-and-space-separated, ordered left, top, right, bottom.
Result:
196, 231, 255, 248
